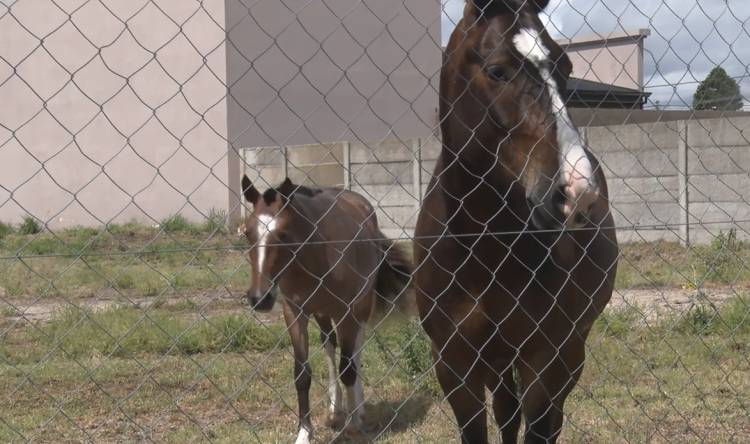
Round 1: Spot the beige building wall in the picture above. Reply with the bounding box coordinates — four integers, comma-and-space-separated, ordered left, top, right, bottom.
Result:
559, 29, 649, 91
225, 0, 442, 225
0, 0, 229, 229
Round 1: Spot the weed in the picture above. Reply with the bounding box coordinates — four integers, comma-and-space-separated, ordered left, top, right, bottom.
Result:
1, 305, 19, 317
0, 221, 14, 239
595, 305, 643, 338
18, 216, 42, 235
373, 320, 438, 393
167, 298, 198, 311
718, 295, 750, 334
700, 229, 744, 283
115, 272, 136, 290
204, 208, 227, 234
680, 303, 719, 335
160, 214, 194, 233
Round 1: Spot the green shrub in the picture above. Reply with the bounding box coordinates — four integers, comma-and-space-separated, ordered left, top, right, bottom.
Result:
18, 216, 41, 235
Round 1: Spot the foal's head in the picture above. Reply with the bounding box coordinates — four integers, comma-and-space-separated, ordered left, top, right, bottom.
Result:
240, 175, 308, 312
443, 0, 600, 229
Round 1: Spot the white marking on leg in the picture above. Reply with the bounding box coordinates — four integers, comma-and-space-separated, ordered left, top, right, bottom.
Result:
513, 28, 597, 218
256, 214, 278, 272
346, 328, 365, 428
324, 340, 342, 415
294, 425, 312, 444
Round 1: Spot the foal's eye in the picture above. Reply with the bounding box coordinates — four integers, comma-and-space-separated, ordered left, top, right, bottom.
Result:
486, 65, 511, 82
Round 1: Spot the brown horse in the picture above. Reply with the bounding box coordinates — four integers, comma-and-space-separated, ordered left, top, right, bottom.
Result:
414, 1, 618, 443
240, 175, 412, 443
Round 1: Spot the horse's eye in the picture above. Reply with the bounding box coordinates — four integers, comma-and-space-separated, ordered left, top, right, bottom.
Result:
276, 232, 290, 244
486, 65, 510, 82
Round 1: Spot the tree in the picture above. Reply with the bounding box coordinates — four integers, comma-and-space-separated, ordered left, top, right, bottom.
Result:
693, 67, 743, 111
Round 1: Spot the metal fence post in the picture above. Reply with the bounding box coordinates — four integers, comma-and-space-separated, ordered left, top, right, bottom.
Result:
678, 120, 690, 246
413, 138, 422, 207
281, 145, 289, 180
343, 141, 351, 190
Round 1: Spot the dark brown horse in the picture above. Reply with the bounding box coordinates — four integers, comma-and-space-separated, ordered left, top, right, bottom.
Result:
414, 1, 618, 442
240, 175, 412, 443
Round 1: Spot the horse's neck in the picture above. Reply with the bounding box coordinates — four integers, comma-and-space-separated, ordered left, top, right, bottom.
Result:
436, 147, 527, 231
288, 197, 338, 272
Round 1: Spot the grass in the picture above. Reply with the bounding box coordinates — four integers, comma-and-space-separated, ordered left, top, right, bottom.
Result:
0, 222, 748, 440
0, 301, 747, 442
615, 232, 750, 289
0, 220, 247, 300
30, 306, 290, 359
0, 221, 748, 301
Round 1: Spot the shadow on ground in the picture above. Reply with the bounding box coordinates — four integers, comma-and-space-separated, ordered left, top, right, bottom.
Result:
332, 391, 435, 443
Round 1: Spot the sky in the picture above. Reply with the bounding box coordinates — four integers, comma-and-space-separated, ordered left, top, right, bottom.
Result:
441, 0, 750, 109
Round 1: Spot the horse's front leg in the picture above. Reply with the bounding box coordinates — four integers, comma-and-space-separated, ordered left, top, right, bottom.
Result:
283, 302, 312, 444
337, 317, 366, 436
316, 315, 344, 429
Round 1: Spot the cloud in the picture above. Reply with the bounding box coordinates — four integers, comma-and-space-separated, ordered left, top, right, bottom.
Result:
441, 0, 750, 108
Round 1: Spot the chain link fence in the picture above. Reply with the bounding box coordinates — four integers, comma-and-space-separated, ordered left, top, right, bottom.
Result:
1, 0, 749, 442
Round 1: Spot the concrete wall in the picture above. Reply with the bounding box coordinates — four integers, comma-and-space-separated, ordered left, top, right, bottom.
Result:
242, 116, 750, 244
0, 0, 229, 228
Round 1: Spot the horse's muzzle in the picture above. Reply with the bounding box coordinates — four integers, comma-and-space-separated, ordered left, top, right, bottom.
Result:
244, 288, 277, 312
527, 182, 599, 231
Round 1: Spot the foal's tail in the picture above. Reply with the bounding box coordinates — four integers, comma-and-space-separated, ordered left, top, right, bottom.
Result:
371, 234, 416, 324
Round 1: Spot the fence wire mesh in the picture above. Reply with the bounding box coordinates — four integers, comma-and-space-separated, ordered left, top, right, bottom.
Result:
1, 0, 749, 442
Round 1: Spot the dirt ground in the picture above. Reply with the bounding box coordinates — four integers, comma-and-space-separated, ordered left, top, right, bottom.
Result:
2, 285, 740, 324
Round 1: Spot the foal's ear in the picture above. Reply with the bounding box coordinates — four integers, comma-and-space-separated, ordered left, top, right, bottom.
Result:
277, 177, 295, 199
241, 175, 260, 204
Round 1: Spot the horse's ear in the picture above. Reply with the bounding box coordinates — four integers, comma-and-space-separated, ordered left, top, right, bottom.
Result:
241, 175, 260, 204
471, 0, 548, 13
277, 177, 295, 199
529, 0, 549, 11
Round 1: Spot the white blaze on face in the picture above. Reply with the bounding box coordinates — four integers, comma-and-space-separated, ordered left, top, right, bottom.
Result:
256, 214, 278, 273
512, 28, 597, 216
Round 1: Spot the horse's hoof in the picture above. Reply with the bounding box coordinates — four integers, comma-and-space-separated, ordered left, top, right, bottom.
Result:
325, 411, 346, 430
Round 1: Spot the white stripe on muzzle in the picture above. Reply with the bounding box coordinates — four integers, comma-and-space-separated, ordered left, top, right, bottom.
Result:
256, 214, 278, 273
512, 28, 597, 214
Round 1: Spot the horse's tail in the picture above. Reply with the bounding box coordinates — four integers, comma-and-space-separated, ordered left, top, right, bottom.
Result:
371, 234, 416, 324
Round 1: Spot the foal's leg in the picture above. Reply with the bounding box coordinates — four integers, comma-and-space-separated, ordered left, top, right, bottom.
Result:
283, 303, 313, 444
487, 366, 522, 444
517, 341, 585, 444
337, 318, 366, 435
316, 316, 344, 428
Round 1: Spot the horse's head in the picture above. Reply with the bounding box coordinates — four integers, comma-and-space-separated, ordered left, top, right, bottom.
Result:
239, 175, 302, 312
442, 0, 600, 230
